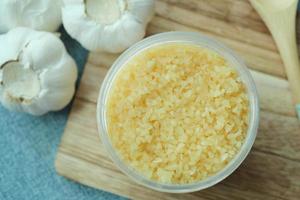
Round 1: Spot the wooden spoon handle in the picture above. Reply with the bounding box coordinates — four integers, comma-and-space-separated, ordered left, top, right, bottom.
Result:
279, 37, 300, 119
278, 34, 300, 118
270, 9, 300, 118
250, 0, 300, 118
275, 25, 300, 104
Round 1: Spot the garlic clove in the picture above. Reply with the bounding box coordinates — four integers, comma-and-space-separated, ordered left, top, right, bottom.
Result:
0, 27, 77, 115
127, 0, 155, 24
0, 0, 62, 33
62, 0, 154, 53
20, 34, 65, 71
0, 61, 40, 114
85, 0, 123, 25
0, 28, 38, 65
40, 56, 77, 89
101, 13, 145, 52
32, 86, 76, 114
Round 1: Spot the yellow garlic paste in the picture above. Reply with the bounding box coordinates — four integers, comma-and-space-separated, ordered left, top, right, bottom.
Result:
106, 43, 249, 184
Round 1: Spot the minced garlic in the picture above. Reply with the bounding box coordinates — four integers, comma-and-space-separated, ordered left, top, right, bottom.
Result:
106, 43, 249, 184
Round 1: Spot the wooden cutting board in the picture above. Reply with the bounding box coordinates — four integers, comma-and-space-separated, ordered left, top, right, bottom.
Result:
55, 0, 300, 199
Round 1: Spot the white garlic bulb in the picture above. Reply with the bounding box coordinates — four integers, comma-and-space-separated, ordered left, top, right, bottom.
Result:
0, 27, 77, 115
0, 0, 62, 33
62, 0, 155, 53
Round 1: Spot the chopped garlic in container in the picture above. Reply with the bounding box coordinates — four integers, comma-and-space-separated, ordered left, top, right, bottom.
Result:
106, 43, 249, 184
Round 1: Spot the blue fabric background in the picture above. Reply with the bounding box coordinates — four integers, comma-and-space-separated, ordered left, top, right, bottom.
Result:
0, 27, 125, 200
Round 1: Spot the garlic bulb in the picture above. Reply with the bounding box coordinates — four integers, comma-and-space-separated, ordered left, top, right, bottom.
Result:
62, 0, 155, 53
0, 0, 62, 33
0, 27, 77, 115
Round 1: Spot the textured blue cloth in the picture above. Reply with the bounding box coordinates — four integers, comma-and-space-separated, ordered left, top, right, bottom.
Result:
0, 27, 125, 200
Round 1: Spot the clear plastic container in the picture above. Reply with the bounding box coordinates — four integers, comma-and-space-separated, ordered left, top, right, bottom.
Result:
97, 32, 259, 193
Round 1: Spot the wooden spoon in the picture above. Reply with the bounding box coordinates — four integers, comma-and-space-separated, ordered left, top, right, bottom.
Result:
250, 0, 300, 119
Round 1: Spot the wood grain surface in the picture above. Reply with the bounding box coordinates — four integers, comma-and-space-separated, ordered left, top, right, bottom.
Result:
55, 0, 300, 199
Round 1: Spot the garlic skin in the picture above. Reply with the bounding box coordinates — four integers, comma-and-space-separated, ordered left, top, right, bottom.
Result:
0, 27, 77, 115
0, 0, 62, 33
62, 0, 155, 53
